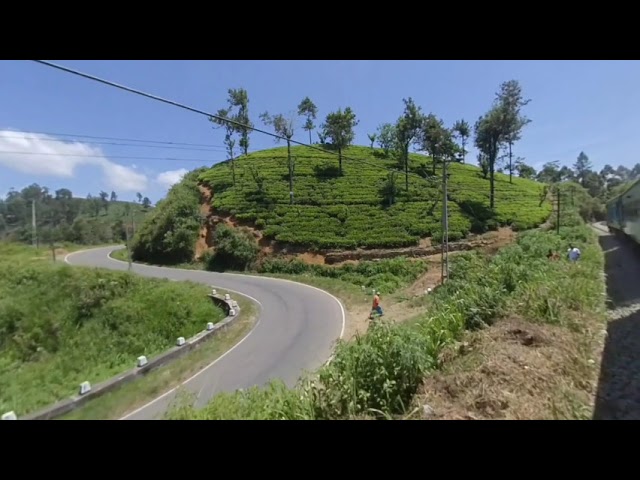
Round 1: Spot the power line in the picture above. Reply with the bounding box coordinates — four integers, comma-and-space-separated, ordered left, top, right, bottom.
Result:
0, 150, 214, 163
31, 60, 443, 186
0, 132, 227, 153
2, 129, 228, 149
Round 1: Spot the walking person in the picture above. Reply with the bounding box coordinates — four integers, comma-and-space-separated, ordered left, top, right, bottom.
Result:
369, 291, 384, 320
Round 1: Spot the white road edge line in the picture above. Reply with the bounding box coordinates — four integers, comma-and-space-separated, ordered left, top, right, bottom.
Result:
86, 246, 347, 342
120, 302, 263, 420
64, 246, 347, 418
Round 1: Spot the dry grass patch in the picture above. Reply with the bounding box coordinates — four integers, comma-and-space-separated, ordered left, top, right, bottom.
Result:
413, 314, 602, 420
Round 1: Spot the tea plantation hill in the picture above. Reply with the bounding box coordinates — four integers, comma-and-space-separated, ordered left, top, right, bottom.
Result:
130, 145, 551, 264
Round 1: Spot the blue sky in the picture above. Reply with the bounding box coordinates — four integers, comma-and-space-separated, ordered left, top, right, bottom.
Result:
2, 60, 640, 203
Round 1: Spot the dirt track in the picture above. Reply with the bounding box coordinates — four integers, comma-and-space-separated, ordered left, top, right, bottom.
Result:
593, 224, 640, 420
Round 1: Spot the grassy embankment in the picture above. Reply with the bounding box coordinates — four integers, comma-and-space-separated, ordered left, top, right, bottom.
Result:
166, 204, 606, 420
0, 242, 233, 417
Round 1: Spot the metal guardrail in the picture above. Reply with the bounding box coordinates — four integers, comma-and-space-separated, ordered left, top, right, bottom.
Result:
5, 292, 240, 421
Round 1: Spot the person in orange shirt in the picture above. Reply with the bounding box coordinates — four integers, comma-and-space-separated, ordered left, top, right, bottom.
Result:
370, 291, 383, 319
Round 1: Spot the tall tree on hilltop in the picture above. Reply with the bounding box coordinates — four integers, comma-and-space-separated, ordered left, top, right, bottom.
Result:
228, 88, 252, 156
110, 191, 117, 202
559, 165, 575, 182
321, 107, 359, 176
474, 106, 506, 209
421, 114, 457, 176
297, 97, 318, 144
615, 165, 631, 181
394, 98, 423, 191
367, 133, 377, 150
452, 119, 471, 163
573, 151, 592, 188
210, 106, 238, 185
514, 158, 536, 179
376, 123, 397, 156
260, 111, 296, 204
99, 191, 109, 213
495, 80, 531, 184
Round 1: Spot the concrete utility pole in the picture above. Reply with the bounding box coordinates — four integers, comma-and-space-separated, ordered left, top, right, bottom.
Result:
556, 188, 561, 235
31, 200, 37, 248
441, 157, 450, 284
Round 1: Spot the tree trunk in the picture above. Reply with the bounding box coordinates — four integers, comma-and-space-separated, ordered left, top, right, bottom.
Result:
338, 147, 343, 175
462, 138, 466, 164
490, 160, 495, 210
508, 142, 513, 184
287, 138, 293, 204
231, 155, 236, 185
309, 129, 312, 144
405, 148, 409, 191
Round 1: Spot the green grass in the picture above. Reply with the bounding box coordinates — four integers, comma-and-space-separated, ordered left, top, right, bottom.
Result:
166, 213, 604, 420
0, 242, 226, 416
60, 291, 258, 420
197, 145, 551, 250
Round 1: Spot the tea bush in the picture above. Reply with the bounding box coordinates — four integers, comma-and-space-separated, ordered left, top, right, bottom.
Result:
194, 145, 550, 251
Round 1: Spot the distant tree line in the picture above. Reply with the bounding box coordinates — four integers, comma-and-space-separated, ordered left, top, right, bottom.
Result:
0, 184, 151, 246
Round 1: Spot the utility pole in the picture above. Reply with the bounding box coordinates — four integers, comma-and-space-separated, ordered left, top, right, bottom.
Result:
441, 157, 449, 284
556, 188, 561, 235
31, 199, 37, 248
123, 204, 133, 271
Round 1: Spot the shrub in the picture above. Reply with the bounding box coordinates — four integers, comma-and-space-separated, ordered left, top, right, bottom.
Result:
205, 224, 260, 271
131, 169, 205, 264
258, 256, 427, 294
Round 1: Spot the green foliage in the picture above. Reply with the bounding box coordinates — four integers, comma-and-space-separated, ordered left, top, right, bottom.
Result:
312, 321, 434, 418
0, 243, 225, 416
0, 183, 149, 246
168, 210, 603, 420
196, 145, 550, 251
205, 224, 260, 271
130, 169, 204, 264
258, 256, 427, 294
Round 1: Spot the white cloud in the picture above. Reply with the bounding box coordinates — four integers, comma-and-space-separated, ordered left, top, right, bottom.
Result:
156, 168, 188, 188
0, 130, 148, 192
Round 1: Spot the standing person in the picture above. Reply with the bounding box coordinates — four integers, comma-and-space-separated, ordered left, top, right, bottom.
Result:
567, 244, 581, 262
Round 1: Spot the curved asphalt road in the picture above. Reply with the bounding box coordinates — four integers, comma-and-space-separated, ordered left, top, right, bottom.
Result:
64, 246, 345, 420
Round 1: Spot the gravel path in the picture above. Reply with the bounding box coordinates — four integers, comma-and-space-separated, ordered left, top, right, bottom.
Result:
593, 225, 640, 420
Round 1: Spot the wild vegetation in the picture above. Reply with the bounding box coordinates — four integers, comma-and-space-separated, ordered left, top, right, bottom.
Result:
0, 243, 225, 416
166, 197, 605, 419
131, 169, 206, 265
258, 256, 428, 295
0, 184, 151, 246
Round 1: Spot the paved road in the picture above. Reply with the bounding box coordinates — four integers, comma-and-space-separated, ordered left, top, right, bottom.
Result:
65, 246, 345, 420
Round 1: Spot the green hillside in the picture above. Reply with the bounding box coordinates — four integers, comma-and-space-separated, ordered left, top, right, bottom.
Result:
197, 145, 551, 250
0, 242, 225, 416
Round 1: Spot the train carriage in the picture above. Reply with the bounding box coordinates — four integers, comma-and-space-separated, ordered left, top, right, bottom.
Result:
606, 178, 640, 245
